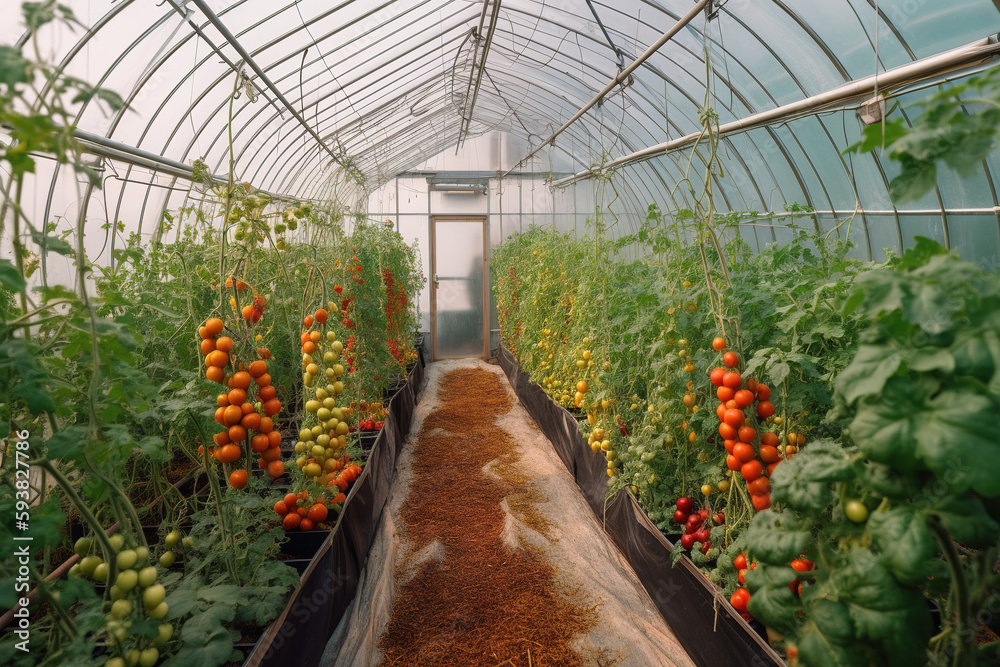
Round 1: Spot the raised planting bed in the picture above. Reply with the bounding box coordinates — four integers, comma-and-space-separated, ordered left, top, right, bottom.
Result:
499, 345, 784, 667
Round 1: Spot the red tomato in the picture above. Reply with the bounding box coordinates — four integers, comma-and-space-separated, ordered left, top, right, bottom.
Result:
710, 367, 726, 387
712, 337, 727, 351
299, 518, 315, 531
723, 371, 742, 389
723, 351, 740, 368
741, 460, 763, 481
719, 422, 738, 440
676, 497, 695, 513
273, 501, 288, 516
747, 476, 771, 495
308, 504, 329, 523
759, 445, 781, 463
724, 439, 737, 454
733, 442, 757, 463
716, 403, 728, 421
730, 588, 750, 612
734, 390, 755, 408
726, 454, 742, 471
282, 513, 301, 530
284, 493, 298, 509
755, 384, 771, 400
756, 401, 775, 419
716, 386, 735, 402
738, 425, 757, 443
791, 558, 815, 573
733, 553, 748, 570
724, 408, 746, 429
751, 494, 772, 511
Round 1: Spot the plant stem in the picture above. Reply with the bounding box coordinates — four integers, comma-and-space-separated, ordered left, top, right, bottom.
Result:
928, 514, 974, 667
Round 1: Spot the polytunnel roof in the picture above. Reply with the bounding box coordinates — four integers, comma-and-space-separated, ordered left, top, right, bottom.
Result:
7, 0, 1000, 261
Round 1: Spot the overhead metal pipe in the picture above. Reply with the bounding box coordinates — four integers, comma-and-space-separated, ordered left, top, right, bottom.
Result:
503, 0, 711, 176
187, 0, 347, 169
553, 34, 1000, 187
456, 0, 503, 150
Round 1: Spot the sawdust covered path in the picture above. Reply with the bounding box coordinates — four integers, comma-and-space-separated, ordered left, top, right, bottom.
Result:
375, 359, 695, 667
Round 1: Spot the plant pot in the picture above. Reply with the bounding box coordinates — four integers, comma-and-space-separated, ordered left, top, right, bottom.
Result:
358, 431, 378, 450
280, 530, 328, 560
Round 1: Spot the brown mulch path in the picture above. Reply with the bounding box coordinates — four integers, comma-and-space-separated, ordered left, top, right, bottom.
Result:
378, 367, 596, 666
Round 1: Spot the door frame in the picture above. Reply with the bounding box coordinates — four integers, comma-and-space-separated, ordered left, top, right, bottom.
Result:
429, 215, 488, 361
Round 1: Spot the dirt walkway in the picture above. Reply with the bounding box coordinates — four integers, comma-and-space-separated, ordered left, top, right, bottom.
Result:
375, 360, 695, 667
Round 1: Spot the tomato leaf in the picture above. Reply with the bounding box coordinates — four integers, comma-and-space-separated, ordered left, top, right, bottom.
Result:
744, 510, 811, 564
867, 506, 938, 586
0, 260, 26, 292
771, 441, 854, 513
930, 497, 1000, 548
834, 549, 932, 667
745, 562, 800, 629
835, 344, 901, 405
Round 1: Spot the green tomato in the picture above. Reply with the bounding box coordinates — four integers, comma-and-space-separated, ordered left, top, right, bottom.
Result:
105, 658, 126, 667
93, 563, 109, 583
109, 534, 125, 552
109, 585, 124, 601
138, 566, 157, 588
143, 584, 166, 609
844, 500, 869, 523
134, 547, 149, 565
138, 647, 159, 667
181, 537, 193, 550
74, 537, 93, 556
79, 555, 101, 577
158, 551, 176, 568
155, 622, 174, 644
69, 563, 81, 577
116, 569, 138, 592
111, 599, 132, 619
146, 602, 169, 620
125, 649, 140, 667
164, 530, 181, 549
116, 549, 138, 570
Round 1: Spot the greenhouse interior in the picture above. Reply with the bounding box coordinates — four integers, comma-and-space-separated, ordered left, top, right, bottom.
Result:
3, 0, 1000, 665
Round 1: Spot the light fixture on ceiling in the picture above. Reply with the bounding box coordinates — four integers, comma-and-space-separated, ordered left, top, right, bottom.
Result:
428, 181, 487, 195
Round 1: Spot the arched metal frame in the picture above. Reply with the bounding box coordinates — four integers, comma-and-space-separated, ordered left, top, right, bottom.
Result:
5, 0, 1000, 266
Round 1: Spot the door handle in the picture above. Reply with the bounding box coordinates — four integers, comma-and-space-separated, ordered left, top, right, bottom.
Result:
433, 274, 440, 288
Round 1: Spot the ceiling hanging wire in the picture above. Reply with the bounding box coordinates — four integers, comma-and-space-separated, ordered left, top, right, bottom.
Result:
584, 0, 626, 71
503, 0, 712, 176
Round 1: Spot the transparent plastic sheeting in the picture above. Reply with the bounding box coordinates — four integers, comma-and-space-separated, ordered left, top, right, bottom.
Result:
4, 1, 1000, 271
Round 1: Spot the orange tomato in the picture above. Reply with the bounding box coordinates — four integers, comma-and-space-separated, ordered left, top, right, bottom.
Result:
314, 309, 328, 325
198, 326, 208, 339
261, 447, 281, 463
267, 460, 285, 479
304, 315, 314, 328
302, 341, 317, 354
251, 433, 270, 453
227, 388, 247, 406
201, 338, 216, 355
228, 470, 248, 489
204, 318, 224, 337
241, 304, 255, 320
228, 425, 247, 442
255, 373, 272, 387
332, 493, 346, 504
213, 431, 231, 447
241, 412, 261, 431
241, 402, 255, 415
230, 371, 252, 390
223, 405, 243, 426
716, 386, 735, 402
267, 431, 281, 448
258, 385, 277, 401
216, 393, 230, 407
248, 360, 267, 378
262, 398, 281, 416
217, 444, 241, 464
206, 366, 225, 383
712, 337, 726, 351
307, 504, 328, 522
216, 336, 234, 353
205, 350, 229, 368
258, 416, 274, 433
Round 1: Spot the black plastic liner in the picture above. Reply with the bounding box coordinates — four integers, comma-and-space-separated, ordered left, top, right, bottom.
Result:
245, 356, 424, 667
498, 346, 784, 667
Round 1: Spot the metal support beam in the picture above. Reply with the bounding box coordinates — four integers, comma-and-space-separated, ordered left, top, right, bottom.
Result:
188, 0, 347, 169
553, 34, 1000, 187
503, 0, 710, 176
456, 0, 502, 151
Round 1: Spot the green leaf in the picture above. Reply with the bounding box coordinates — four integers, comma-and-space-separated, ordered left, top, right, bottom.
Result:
930, 497, 1000, 548
836, 344, 902, 405
744, 509, 812, 564
771, 441, 855, 513
745, 562, 800, 629
867, 506, 938, 586
795, 614, 866, 667
30, 228, 75, 257
907, 347, 954, 373
137, 435, 170, 463
0, 259, 27, 291
897, 237, 949, 270
834, 549, 932, 667
0, 45, 30, 89
43, 425, 90, 462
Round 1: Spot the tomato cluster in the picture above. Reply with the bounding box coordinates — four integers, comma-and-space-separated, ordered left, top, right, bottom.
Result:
357, 418, 383, 431
383, 268, 409, 364
296, 305, 353, 485
274, 491, 331, 531
730, 551, 755, 621
200, 317, 285, 482
673, 497, 718, 554
709, 339, 785, 511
